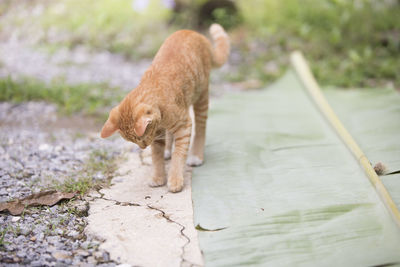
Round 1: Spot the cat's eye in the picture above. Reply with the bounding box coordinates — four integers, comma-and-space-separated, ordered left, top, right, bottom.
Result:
146, 110, 151, 115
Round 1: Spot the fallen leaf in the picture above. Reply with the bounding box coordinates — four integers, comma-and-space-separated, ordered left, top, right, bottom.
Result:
0, 190, 76, 215
195, 224, 227, 232
233, 79, 263, 90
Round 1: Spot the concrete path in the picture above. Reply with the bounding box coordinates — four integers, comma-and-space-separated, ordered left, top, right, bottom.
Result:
86, 146, 203, 267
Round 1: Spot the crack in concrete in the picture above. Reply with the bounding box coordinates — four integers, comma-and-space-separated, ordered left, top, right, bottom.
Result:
90, 192, 141, 207
147, 204, 199, 267
92, 194, 199, 266
87, 151, 202, 266
136, 152, 200, 266
103, 197, 141, 207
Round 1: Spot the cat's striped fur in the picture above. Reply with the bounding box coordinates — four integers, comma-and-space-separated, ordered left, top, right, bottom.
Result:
101, 24, 229, 192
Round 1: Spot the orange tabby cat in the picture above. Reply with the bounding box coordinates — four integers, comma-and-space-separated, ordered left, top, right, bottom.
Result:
100, 24, 229, 192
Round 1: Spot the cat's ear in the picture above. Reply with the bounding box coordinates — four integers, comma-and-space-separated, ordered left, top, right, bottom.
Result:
134, 116, 152, 137
101, 106, 119, 138
101, 120, 118, 138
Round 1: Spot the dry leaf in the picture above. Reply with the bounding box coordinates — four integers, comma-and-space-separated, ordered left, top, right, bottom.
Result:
0, 190, 75, 215
233, 79, 263, 90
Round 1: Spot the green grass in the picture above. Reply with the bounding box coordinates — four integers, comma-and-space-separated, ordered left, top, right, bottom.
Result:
55, 176, 94, 196
53, 149, 117, 196
0, 76, 123, 117
0, 227, 9, 248
237, 0, 400, 88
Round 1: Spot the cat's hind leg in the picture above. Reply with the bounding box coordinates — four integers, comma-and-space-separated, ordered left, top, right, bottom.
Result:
149, 133, 167, 187
187, 90, 208, 167
168, 116, 192, 192
164, 131, 173, 160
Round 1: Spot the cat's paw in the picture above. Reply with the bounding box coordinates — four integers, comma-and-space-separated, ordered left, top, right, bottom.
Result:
164, 150, 171, 160
149, 177, 166, 187
186, 155, 203, 167
168, 177, 184, 193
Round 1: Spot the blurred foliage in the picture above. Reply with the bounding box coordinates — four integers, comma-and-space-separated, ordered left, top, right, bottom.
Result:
0, 77, 121, 117
237, 0, 400, 88
211, 7, 241, 29
38, 0, 176, 60
0, 0, 399, 90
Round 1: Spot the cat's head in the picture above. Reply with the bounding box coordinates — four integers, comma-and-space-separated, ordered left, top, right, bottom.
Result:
100, 103, 161, 149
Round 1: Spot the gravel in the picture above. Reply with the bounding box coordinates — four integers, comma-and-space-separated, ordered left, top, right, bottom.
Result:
0, 101, 132, 266
0, 18, 156, 264
0, 41, 150, 92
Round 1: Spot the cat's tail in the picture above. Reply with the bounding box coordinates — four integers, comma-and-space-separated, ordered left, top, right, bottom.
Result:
209, 24, 230, 68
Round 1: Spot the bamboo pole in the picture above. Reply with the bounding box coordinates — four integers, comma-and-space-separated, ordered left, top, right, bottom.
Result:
290, 51, 400, 229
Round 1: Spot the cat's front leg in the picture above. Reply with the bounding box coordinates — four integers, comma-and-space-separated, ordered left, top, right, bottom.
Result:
168, 119, 192, 192
164, 131, 173, 160
149, 138, 166, 187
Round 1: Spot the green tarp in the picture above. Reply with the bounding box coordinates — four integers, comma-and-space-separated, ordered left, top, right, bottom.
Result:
192, 70, 400, 266
325, 88, 400, 209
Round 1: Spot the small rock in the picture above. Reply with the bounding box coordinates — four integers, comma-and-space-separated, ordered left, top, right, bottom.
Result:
24, 216, 34, 223
31, 260, 44, 267
16, 251, 26, 258
93, 251, 103, 260
47, 245, 57, 252
16, 235, 25, 242
36, 232, 44, 241
72, 201, 89, 217
54, 241, 65, 249
46, 236, 59, 244
55, 145, 64, 152
67, 259, 75, 265
49, 205, 58, 212
30, 236, 36, 242
71, 240, 79, 250
81, 241, 90, 249
74, 249, 89, 257
102, 252, 110, 262
6, 243, 15, 251
39, 143, 52, 151
20, 226, 31, 236
52, 251, 72, 260
11, 216, 21, 222
0, 188, 8, 195
87, 256, 97, 264
67, 230, 79, 238
56, 229, 63, 235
